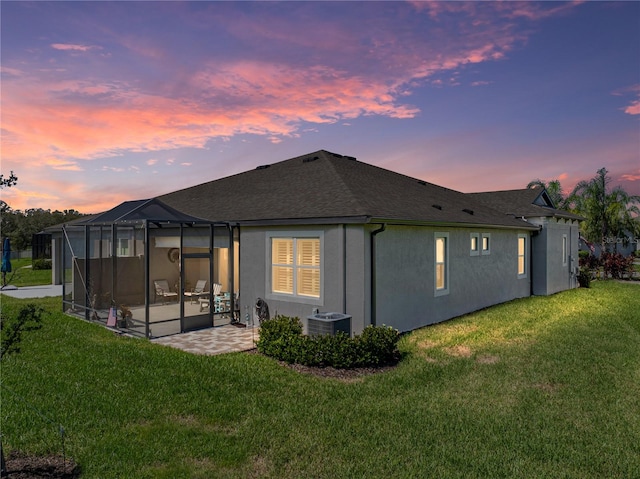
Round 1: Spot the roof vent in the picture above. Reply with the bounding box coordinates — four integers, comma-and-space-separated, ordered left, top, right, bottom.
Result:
256, 164, 271, 170
343, 156, 357, 161
463, 208, 474, 215
432, 204, 442, 210
302, 156, 319, 163
417, 180, 427, 186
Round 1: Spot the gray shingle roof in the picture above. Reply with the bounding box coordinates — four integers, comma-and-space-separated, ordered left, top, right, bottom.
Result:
469, 188, 584, 221
159, 150, 536, 230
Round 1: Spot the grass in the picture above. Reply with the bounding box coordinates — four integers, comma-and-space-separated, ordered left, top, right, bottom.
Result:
1, 281, 639, 478
2, 258, 53, 287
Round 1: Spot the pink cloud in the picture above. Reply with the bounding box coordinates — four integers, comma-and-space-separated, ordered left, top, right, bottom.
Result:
620, 171, 640, 182
51, 43, 98, 52
0, 1, 597, 211
612, 84, 640, 115
408, 1, 581, 22
624, 100, 640, 115
2, 1, 573, 177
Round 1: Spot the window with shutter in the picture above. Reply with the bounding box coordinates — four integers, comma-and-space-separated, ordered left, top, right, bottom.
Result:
272, 239, 293, 294
297, 238, 320, 297
269, 235, 321, 299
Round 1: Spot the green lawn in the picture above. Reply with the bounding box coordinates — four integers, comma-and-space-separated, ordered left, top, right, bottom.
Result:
1, 258, 53, 287
1, 281, 639, 478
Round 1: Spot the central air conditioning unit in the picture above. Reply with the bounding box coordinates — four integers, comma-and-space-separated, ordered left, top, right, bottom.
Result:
307, 312, 352, 337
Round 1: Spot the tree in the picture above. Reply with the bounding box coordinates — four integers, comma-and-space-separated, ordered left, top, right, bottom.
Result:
567, 168, 640, 254
0, 171, 18, 219
1, 171, 86, 253
527, 178, 567, 209
0, 171, 18, 189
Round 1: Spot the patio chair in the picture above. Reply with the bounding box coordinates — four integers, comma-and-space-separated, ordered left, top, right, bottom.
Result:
199, 283, 222, 312
154, 280, 178, 304
184, 279, 208, 304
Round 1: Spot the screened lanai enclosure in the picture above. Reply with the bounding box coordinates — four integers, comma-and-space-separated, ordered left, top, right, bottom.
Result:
58, 199, 238, 338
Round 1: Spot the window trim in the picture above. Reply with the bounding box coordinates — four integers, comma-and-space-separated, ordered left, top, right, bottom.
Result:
562, 234, 568, 266
481, 233, 491, 255
435, 232, 449, 296
470, 232, 480, 256
266, 231, 324, 304
517, 234, 527, 278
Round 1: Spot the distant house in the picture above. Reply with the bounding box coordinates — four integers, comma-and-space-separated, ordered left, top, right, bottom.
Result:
469, 187, 583, 296
49, 150, 581, 338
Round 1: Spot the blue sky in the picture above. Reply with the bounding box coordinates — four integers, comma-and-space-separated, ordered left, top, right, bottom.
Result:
1, 1, 638, 213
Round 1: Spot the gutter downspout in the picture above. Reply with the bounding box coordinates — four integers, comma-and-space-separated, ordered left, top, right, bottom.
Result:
342, 224, 347, 315
529, 225, 542, 296
370, 223, 386, 327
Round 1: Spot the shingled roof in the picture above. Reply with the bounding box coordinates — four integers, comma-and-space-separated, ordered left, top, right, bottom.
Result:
159, 150, 537, 230
469, 188, 584, 221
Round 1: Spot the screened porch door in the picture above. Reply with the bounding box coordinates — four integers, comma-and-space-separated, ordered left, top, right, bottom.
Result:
180, 254, 213, 332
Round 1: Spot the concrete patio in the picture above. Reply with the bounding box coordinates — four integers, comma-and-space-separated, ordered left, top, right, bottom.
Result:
151, 323, 259, 355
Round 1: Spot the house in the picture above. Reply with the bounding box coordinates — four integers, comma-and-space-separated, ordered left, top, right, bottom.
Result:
50, 150, 579, 338
469, 188, 583, 296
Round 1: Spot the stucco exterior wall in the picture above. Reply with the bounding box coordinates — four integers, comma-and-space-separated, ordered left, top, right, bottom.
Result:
239, 224, 533, 335
373, 226, 532, 332
529, 218, 580, 295
238, 225, 369, 334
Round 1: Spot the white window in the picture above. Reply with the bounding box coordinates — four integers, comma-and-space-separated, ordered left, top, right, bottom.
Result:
518, 235, 527, 277
562, 235, 568, 265
270, 235, 321, 299
435, 233, 449, 295
481, 233, 491, 255
470, 233, 479, 256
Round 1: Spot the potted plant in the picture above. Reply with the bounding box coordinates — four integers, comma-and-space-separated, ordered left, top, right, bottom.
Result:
118, 305, 132, 328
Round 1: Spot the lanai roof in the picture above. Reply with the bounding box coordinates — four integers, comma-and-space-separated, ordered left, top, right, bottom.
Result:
53, 198, 211, 228
159, 150, 537, 230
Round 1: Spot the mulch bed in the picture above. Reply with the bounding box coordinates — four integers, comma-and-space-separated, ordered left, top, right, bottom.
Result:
3, 451, 80, 479
245, 349, 399, 381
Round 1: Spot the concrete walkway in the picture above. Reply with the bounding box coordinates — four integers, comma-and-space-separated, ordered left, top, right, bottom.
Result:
0, 284, 63, 299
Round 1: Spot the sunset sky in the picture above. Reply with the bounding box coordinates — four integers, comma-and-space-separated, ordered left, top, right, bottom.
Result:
2, 1, 639, 214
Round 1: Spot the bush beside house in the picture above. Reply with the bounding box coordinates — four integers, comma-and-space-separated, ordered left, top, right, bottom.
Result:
579, 250, 637, 282
256, 315, 400, 369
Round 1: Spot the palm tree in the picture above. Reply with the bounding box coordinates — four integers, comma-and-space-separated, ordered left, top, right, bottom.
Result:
526, 178, 567, 209
567, 168, 640, 254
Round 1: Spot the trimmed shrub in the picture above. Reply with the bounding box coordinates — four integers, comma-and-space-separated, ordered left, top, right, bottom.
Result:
256, 315, 400, 369
355, 325, 401, 366
255, 314, 303, 364
32, 259, 52, 270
